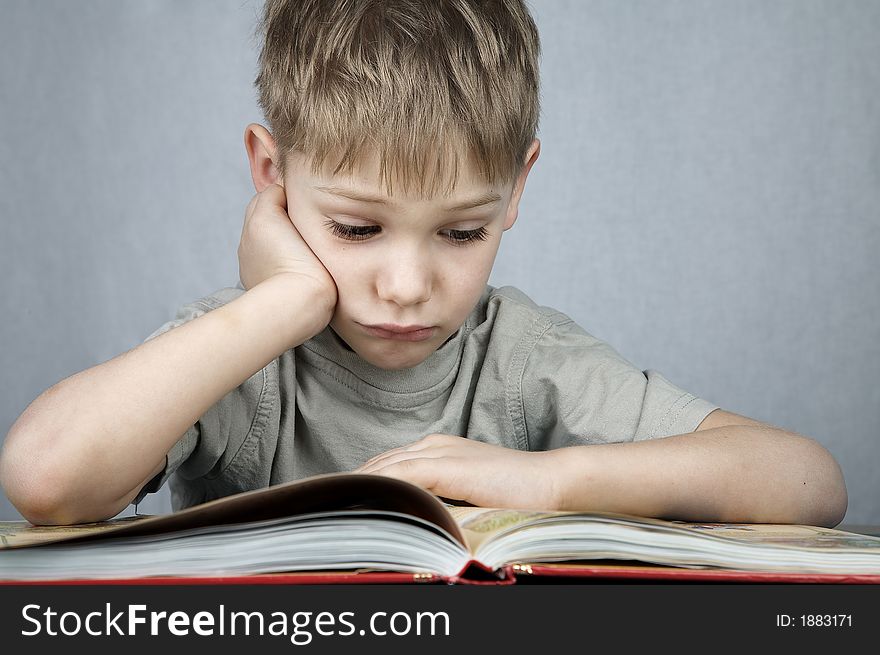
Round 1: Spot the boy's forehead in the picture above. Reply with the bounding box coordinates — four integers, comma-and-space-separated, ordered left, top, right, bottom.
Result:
287, 149, 503, 205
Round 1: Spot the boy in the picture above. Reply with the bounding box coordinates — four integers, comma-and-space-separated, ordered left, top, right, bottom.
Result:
0, 0, 847, 527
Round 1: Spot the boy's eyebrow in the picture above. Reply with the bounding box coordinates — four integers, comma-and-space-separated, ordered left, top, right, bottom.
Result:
313, 185, 502, 211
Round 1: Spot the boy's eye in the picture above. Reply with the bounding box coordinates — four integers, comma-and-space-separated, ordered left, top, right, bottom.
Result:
323, 220, 379, 241
323, 219, 489, 245
444, 227, 489, 245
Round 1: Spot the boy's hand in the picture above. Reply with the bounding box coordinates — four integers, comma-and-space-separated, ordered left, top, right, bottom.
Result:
238, 184, 338, 306
353, 434, 562, 510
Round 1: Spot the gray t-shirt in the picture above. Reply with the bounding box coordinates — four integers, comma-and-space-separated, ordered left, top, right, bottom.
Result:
133, 283, 718, 511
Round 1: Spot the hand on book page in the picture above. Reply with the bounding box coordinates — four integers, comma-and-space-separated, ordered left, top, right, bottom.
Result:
354, 434, 561, 510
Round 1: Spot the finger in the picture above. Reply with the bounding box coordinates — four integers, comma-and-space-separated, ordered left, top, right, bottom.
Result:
242, 195, 259, 230
247, 186, 285, 223
357, 452, 419, 473
260, 182, 287, 208
357, 449, 404, 471
362, 436, 489, 471
374, 458, 479, 504
365, 458, 451, 499
357, 436, 441, 469
357, 450, 446, 475
359, 441, 451, 470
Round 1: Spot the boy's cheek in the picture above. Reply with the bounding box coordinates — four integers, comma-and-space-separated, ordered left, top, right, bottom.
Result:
292, 223, 342, 271
313, 248, 351, 286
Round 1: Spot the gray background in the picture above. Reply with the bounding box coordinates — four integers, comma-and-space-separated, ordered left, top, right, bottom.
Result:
1, 0, 877, 526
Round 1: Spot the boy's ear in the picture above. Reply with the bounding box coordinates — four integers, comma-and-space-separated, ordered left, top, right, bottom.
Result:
503, 138, 541, 231
245, 123, 284, 191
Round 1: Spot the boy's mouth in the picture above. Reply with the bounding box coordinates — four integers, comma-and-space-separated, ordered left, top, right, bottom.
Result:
358, 323, 436, 342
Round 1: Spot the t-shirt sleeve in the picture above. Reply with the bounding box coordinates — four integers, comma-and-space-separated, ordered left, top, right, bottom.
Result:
131, 286, 260, 506
519, 317, 718, 450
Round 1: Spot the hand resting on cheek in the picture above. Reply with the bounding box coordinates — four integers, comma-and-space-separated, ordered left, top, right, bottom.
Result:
237, 183, 339, 317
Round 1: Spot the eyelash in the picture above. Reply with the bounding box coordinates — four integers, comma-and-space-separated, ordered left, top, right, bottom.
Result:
322, 219, 489, 246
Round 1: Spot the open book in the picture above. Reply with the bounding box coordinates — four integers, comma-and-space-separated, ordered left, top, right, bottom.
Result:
2, 473, 879, 584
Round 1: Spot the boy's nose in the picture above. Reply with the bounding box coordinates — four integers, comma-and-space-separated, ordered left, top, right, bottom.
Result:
375, 253, 432, 307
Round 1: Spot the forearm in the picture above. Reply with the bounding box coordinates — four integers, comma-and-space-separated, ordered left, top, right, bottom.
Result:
551, 426, 848, 527
0, 275, 332, 524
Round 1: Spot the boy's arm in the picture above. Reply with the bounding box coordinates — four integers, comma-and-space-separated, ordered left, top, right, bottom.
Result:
0, 274, 333, 526
1, 184, 336, 526
551, 409, 848, 526
355, 410, 848, 527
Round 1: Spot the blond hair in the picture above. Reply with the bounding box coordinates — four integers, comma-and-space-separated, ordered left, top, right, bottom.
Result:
254, 0, 541, 197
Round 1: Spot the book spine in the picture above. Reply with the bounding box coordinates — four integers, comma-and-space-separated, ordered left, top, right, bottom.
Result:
445, 561, 517, 585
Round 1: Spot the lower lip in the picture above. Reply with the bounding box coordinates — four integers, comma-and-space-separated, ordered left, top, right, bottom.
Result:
360, 325, 436, 342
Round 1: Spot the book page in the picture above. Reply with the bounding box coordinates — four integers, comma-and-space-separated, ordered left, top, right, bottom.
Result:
457, 511, 880, 573
0, 473, 466, 551
672, 522, 880, 550
445, 506, 557, 553
0, 517, 147, 548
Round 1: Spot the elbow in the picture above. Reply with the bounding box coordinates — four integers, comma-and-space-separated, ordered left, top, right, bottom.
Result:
805, 439, 848, 528
1, 444, 71, 525
0, 433, 116, 525
2, 475, 116, 526
4, 490, 75, 527
1, 411, 70, 524
822, 467, 848, 529
828, 490, 849, 529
